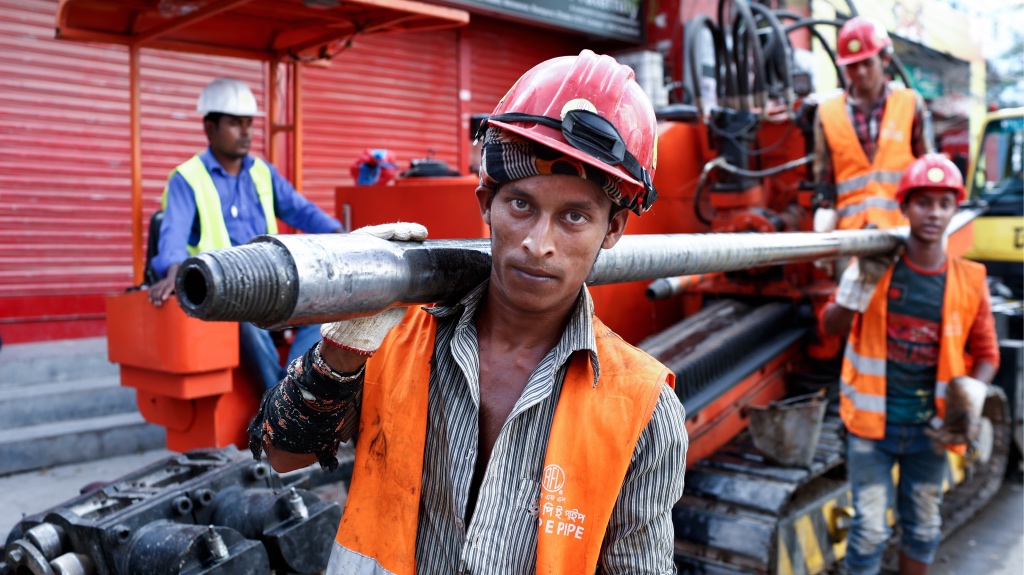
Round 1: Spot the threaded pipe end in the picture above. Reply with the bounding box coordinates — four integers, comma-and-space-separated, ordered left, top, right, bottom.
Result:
176, 241, 298, 326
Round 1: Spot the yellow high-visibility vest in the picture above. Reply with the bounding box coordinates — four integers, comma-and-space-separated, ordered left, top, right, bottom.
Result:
161, 154, 277, 255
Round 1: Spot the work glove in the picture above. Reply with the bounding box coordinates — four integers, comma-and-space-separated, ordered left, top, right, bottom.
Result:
834, 244, 903, 313
813, 208, 838, 233
320, 222, 429, 355
925, 375, 988, 447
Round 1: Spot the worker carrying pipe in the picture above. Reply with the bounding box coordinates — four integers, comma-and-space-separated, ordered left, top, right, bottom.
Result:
248, 50, 689, 575
813, 17, 933, 232
820, 155, 1000, 575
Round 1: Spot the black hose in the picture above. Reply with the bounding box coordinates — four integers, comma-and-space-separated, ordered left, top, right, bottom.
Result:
784, 18, 847, 90
747, 2, 794, 111
685, 14, 730, 117
693, 170, 714, 225
773, 9, 809, 22
729, 0, 767, 111
716, 0, 739, 104
888, 51, 912, 90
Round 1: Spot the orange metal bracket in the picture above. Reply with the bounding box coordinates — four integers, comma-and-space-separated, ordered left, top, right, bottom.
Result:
106, 290, 261, 451
131, 0, 255, 46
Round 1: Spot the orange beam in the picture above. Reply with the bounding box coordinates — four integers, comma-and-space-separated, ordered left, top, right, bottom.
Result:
274, 31, 351, 59
268, 60, 277, 167
55, 26, 135, 45
456, 27, 471, 176
292, 62, 303, 192
148, 39, 270, 61
129, 45, 143, 286
131, 0, 254, 45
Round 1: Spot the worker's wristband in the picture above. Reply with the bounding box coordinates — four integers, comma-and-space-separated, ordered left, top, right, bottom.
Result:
311, 342, 366, 384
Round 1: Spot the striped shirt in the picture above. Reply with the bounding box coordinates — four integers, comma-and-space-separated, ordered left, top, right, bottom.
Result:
329, 281, 688, 574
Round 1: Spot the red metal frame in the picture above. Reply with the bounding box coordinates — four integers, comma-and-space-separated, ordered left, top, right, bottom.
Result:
53, 0, 469, 450
54, 0, 470, 282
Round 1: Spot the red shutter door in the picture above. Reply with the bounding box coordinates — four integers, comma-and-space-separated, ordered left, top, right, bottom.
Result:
0, 0, 263, 343
467, 16, 591, 118
301, 29, 460, 213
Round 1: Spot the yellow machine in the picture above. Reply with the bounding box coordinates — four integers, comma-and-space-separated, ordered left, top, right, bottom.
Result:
965, 107, 1024, 297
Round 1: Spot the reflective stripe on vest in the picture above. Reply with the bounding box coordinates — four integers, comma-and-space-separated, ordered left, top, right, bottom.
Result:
836, 195, 901, 219
839, 256, 987, 454
331, 307, 673, 575
819, 89, 917, 230
161, 154, 277, 255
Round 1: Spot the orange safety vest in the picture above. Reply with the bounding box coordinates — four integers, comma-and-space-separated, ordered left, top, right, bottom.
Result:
839, 256, 986, 453
819, 89, 917, 230
331, 306, 673, 575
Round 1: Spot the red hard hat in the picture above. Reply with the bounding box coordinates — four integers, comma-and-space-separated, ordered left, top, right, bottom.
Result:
896, 154, 965, 204
836, 17, 892, 66
482, 49, 658, 214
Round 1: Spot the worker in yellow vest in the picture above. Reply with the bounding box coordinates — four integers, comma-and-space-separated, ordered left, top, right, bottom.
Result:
813, 17, 933, 232
821, 155, 1000, 575
250, 51, 688, 575
148, 78, 343, 391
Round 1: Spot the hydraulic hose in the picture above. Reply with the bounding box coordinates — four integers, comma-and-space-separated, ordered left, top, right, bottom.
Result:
746, 2, 795, 116
691, 154, 815, 225
783, 18, 847, 90
722, 0, 767, 112
685, 14, 730, 117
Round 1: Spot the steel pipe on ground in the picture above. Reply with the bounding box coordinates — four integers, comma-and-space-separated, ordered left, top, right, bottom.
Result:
176, 229, 903, 330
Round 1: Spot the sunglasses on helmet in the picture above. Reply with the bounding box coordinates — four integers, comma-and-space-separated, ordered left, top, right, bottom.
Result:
476, 109, 657, 211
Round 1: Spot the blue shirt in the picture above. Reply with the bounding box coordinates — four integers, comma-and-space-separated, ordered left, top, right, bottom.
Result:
152, 148, 342, 278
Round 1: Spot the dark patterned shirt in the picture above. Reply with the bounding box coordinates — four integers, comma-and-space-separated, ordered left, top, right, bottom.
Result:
885, 258, 946, 424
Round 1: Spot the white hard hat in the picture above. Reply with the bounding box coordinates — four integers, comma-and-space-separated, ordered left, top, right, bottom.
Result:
197, 78, 263, 117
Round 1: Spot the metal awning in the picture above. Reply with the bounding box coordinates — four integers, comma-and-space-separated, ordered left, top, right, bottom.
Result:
56, 0, 469, 60
53, 0, 469, 285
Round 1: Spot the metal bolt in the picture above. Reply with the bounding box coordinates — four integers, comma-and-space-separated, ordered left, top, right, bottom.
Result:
7, 549, 24, 564
114, 525, 132, 544
203, 527, 229, 563
286, 488, 309, 520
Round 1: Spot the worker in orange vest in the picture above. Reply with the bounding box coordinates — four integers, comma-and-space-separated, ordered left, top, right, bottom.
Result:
814, 17, 933, 232
249, 50, 688, 575
821, 154, 1000, 575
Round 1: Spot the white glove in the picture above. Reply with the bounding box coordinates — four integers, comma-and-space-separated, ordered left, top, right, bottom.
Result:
321, 307, 408, 355
834, 259, 878, 313
350, 222, 428, 242
813, 208, 838, 233
320, 222, 429, 355
925, 376, 988, 447
834, 247, 901, 313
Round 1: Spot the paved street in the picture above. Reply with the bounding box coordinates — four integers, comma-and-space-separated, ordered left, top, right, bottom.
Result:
932, 482, 1024, 575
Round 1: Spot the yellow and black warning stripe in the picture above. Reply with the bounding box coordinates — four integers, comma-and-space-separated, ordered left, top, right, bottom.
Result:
774, 452, 967, 574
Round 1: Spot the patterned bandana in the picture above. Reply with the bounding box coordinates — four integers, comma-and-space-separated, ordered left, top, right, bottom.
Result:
479, 127, 629, 212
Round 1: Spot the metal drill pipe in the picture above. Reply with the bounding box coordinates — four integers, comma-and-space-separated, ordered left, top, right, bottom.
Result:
644, 204, 986, 300
177, 229, 903, 330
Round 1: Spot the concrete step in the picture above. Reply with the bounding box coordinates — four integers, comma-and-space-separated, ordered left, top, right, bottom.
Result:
0, 376, 139, 430
0, 337, 117, 387
0, 412, 166, 476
